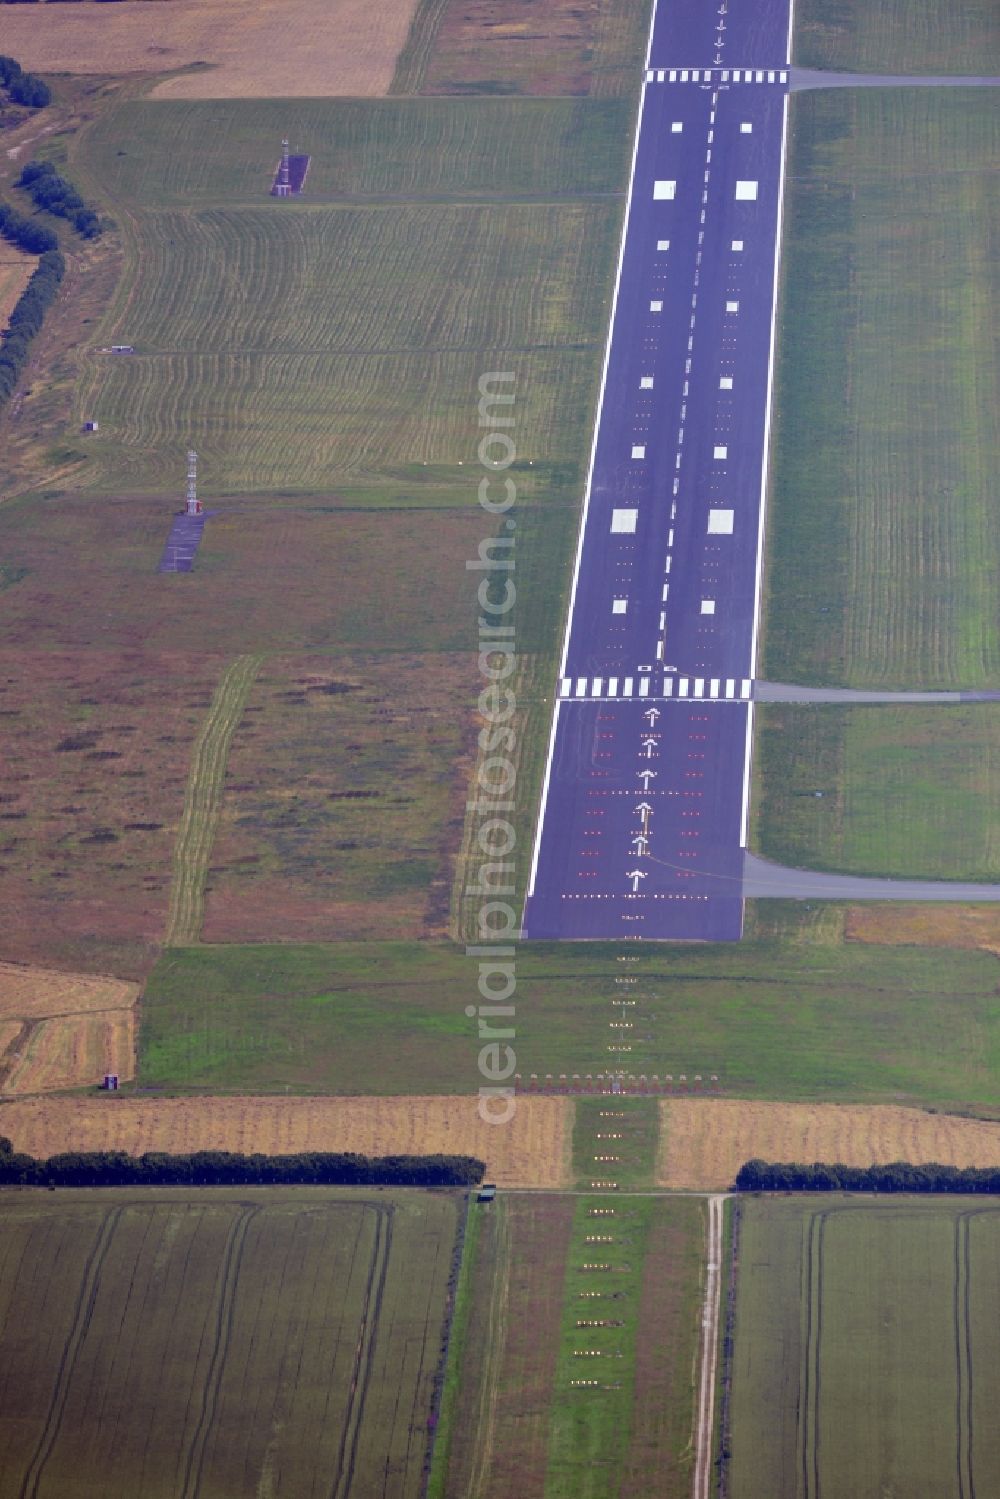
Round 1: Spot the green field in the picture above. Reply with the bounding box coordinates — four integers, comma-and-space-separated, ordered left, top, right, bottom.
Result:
432, 1192, 704, 1498
754, 703, 1000, 880
794, 0, 1000, 73
139, 936, 1000, 1106
727, 1196, 1000, 1498
0, 1186, 462, 1499
64, 95, 628, 497
762, 88, 1000, 689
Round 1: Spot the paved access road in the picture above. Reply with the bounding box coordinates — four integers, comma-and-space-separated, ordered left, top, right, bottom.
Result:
525, 0, 792, 941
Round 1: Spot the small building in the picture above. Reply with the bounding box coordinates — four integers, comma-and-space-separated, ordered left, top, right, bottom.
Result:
110, 345, 134, 354
82, 420, 98, 432
477, 1183, 497, 1203
102, 1073, 119, 1091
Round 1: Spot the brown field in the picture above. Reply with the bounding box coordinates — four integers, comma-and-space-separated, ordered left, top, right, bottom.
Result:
847, 903, 1000, 955
0, 496, 492, 656
203, 653, 478, 943
442, 1194, 575, 1498
0, 1094, 574, 1184
407, 0, 647, 98
0, 250, 36, 328
2, 0, 420, 99
0, 649, 224, 970
658, 1100, 1000, 1190
2, 1009, 134, 1094
0, 961, 138, 1019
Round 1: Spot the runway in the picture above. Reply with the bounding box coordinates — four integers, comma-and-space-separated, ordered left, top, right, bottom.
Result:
524, 0, 793, 941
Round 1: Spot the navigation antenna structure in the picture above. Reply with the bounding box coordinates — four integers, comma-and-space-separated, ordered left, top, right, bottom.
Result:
275, 138, 292, 197
185, 449, 202, 516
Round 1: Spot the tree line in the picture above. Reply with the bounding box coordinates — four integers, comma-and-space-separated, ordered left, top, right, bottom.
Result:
0, 54, 50, 109
0, 1135, 486, 1188
0, 203, 64, 408
734, 1159, 1000, 1194
17, 160, 101, 240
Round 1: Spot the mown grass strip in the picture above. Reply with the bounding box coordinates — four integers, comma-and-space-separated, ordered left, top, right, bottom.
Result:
164, 654, 262, 946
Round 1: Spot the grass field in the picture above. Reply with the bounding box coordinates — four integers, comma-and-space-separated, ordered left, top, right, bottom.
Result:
204, 653, 478, 943
753, 704, 1000, 880
727, 1196, 1000, 1498
431, 1191, 703, 1498
762, 88, 1000, 689
570, 1096, 660, 1191
0, 1186, 459, 1499
0, 1095, 573, 1187
658, 1100, 1000, 1190
80, 96, 634, 205
392, 0, 650, 97
137, 938, 1000, 1106
63, 93, 628, 497
793, 0, 1000, 74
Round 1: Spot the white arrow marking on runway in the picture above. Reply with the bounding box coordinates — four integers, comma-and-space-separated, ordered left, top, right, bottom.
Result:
643, 707, 661, 725
626, 869, 647, 893
714, 52, 722, 64
631, 834, 649, 856
641, 736, 658, 759
637, 769, 657, 790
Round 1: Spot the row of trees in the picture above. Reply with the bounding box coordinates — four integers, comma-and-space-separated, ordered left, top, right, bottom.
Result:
17, 160, 101, 240
0, 1136, 486, 1188
0, 54, 50, 109
734, 1159, 1000, 1194
0, 204, 64, 408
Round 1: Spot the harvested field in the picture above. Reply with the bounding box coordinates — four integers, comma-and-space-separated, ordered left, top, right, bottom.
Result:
0, 249, 36, 328
728, 1197, 1000, 1498
2, 1009, 134, 1095
203, 653, 478, 943
658, 1101, 1000, 1190
393, 0, 650, 97
846, 903, 1000, 954
0, 498, 499, 654
0, 1188, 458, 1499
0, 649, 224, 970
1, 0, 421, 98
0, 1094, 574, 1187
0, 962, 138, 1020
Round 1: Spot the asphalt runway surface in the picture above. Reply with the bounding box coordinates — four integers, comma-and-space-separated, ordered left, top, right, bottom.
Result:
525, 0, 792, 941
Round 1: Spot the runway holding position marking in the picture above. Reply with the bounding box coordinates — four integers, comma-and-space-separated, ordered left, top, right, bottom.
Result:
525, 0, 793, 941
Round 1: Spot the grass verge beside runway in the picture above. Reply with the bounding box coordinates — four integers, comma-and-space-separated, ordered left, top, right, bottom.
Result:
138, 938, 1000, 1106
753, 703, 1000, 881
793, 0, 1000, 75
0, 1187, 461, 1499
727, 1196, 1000, 1499
762, 88, 1000, 689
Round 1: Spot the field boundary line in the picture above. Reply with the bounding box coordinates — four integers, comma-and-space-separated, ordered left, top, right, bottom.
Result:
954, 1212, 974, 1499
692, 1194, 726, 1499
19, 1207, 123, 1499
164, 654, 263, 947
180, 1204, 260, 1499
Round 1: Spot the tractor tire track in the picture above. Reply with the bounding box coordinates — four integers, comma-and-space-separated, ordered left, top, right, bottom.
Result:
330, 1204, 394, 1499
466, 1203, 511, 1499
164, 653, 262, 946
799, 1210, 826, 1499
19, 1207, 123, 1499
179, 1204, 260, 1499
954, 1212, 974, 1499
